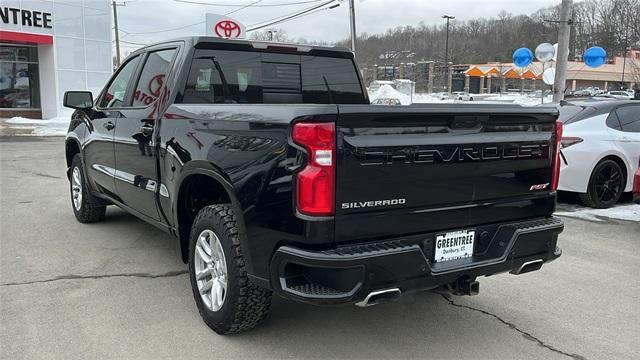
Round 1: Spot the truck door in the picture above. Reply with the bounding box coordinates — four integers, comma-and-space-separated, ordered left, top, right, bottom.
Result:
85, 55, 141, 198
114, 48, 178, 221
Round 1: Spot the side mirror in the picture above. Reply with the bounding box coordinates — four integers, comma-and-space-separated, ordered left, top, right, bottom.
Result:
63, 91, 93, 110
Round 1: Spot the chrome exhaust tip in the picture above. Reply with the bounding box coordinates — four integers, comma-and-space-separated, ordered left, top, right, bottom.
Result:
511, 259, 544, 275
355, 288, 401, 307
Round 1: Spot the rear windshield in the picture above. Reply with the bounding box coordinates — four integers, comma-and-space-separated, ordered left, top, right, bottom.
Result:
178, 49, 366, 105
558, 105, 596, 124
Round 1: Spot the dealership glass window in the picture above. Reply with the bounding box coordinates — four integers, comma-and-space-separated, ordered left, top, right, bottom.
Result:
0, 45, 40, 109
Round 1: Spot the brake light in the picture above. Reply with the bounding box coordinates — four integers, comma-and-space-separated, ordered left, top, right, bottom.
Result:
560, 136, 583, 149
551, 121, 563, 191
292, 122, 336, 216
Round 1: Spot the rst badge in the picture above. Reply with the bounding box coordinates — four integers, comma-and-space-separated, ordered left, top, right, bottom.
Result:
530, 183, 549, 191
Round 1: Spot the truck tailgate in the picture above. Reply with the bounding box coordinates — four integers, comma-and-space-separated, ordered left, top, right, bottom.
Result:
334, 104, 559, 243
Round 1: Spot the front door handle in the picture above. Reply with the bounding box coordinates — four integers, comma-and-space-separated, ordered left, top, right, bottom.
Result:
140, 124, 154, 136
103, 121, 115, 131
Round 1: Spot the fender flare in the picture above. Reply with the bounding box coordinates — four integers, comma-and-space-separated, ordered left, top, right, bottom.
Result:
171, 163, 250, 264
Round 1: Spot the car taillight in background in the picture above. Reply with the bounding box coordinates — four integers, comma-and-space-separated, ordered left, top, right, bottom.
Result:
551, 121, 563, 191
560, 136, 583, 149
292, 122, 336, 216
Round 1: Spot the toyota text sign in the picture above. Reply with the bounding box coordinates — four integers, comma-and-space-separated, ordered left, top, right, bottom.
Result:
205, 14, 246, 39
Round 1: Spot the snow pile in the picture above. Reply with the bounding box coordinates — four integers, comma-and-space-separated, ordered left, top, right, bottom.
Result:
413, 93, 455, 104
4, 117, 70, 136
368, 84, 412, 105
556, 203, 639, 222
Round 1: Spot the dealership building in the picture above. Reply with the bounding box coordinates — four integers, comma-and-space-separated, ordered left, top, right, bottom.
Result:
1, 0, 112, 119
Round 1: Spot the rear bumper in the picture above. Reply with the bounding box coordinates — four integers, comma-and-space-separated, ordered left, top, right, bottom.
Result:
270, 217, 563, 305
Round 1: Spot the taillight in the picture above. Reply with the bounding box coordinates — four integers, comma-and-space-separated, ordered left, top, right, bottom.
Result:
560, 136, 583, 149
292, 122, 336, 216
551, 121, 563, 191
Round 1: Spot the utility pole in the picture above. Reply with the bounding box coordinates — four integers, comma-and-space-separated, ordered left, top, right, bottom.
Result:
621, 10, 630, 88
552, 0, 572, 103
112, 0, 121, 67
349, 0, 357, 55
442, 15, 455, 92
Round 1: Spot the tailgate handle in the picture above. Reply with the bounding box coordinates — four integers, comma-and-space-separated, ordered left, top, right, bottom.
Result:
451, 116, 485, 129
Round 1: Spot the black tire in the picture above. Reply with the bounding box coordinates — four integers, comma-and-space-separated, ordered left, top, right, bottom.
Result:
188, 204, 272, 334
70, 154, 106, 223
579, 159, 625, 209
469, 97, 474, 101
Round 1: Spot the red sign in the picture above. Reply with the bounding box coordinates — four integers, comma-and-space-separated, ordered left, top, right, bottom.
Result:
214, 20, 241, 38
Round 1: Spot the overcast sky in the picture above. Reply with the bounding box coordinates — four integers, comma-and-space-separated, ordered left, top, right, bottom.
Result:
116, 0, 561, 52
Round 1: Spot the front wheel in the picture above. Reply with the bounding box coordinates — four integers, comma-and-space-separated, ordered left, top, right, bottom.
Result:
188, 205, 272, 334
70, 154, 106, 223
579, 159, 625, 208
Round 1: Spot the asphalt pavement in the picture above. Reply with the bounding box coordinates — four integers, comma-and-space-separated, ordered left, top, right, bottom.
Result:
1, 137, 638, 360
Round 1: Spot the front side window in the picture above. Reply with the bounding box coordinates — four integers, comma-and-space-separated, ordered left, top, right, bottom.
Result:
99, 55, 140, 108
615, 105, 640, 133
132, 49, 177, 107
0, 45, 40, 109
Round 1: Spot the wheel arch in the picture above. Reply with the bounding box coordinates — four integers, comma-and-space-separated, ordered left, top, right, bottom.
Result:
174, 166, 246, 264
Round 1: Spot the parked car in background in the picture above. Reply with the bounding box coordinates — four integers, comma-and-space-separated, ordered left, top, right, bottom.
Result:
432, 92, 452, 100
452, 91, 474, 101
599, 91, 633, 100
371, 98, 402, 106
557, 101, 640, 208
633, 160, 640, 204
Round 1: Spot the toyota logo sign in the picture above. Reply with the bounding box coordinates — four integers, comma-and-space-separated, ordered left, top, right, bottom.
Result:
206, 13, 246, 39
214, 20, 241, 38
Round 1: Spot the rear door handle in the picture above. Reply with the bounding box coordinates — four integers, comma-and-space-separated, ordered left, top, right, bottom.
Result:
140, 124, 154, 136
103, 121, 115, 131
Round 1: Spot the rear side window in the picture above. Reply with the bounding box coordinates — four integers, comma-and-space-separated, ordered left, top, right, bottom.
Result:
606, 111, 622, 130
132, 49, 177, 107
179, 49, 365, 104
614, 105, 640, 133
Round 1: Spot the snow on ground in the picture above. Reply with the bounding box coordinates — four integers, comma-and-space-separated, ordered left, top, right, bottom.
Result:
368, 88, 552, 107
368, 84, 413, 105
3, 117, 69, 136
556, 203, 640, 222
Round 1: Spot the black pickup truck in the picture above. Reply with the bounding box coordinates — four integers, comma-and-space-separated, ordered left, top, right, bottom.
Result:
63, 37, 564, 334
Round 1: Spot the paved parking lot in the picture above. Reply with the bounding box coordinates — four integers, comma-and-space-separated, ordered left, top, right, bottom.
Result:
1, 137, 639, 360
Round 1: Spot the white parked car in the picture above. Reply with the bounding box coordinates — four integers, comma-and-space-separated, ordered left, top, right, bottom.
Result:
452, 91, 474, 101
558, 101, 640, 208
605, 91, 634, 100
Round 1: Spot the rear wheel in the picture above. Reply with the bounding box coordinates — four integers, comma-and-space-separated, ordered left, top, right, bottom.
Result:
188, 205, 272, 334
579, 159, 625, 208
70, 154, 106, 223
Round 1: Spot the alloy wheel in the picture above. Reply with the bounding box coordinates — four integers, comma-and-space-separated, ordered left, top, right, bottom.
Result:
594, 164, 623, 203
71, 167, 83, 211
194, 229, 228, 312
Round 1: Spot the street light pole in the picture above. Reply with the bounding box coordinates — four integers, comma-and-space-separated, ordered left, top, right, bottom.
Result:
442, 15, 455, 92
349, 0, 357, 55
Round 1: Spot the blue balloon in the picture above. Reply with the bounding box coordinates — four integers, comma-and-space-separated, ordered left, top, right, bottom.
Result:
513, 47, 534, 67
584, 46, 607, 68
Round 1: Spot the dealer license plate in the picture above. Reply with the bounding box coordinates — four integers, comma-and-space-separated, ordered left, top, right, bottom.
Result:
434, 229, 475, 263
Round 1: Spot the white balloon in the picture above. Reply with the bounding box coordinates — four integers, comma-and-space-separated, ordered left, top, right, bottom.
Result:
535, 43, 555, 63
543, 68, 556, 85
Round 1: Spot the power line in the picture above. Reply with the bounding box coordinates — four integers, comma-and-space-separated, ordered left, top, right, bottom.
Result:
120, 21, 205, 35
174, 0, 325, 7
247, 0, 337, 31
225, 0, 262, 15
